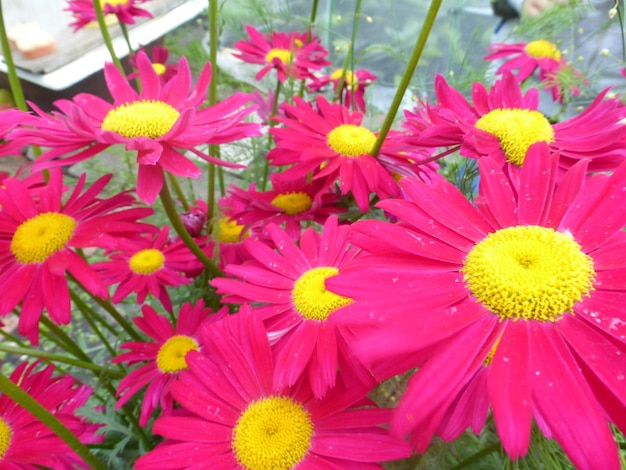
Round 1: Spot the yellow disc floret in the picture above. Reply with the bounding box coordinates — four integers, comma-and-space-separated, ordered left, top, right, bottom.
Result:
129, 248, 165, 275
265, 48, 293, 64
271, 192, 313, 215
10, 212, 77, 264
152, 63, 166, 76
525, 40, 562, 61
233, 396, 313, 470
213, 217, 249, 243
101, 0, 129, 6
327, 124, 376, 157
475, 108, 555, 166
292, 267, 353, 320
0, 417, 11, 459
462, 226, 595, 322
101, 100, 180, 139
330, 69, 356, 89
156, 335, 199, 373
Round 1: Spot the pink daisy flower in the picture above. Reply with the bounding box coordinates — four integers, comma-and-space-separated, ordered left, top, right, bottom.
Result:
220, 173, 344, 241
233, 24, 331, 82
113, 300, 227, 426
128, 45, 177, 84
268, 95, 402, 213
0, 170, 153, 343
133, 306, 412, 469
309, 68, 377, 112
211, 215, 373, 398
330, 143, 626, 469
0, 361, 102, 469
66, 0, 153, 31
12, 50, 261, 204
92, 226, 203, 312
403, 71, 626, 179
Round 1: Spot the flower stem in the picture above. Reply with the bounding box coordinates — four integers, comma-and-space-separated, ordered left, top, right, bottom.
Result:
92, 0, 126, 76
207, 0, 223, 218
0, 373, 107, 470
0, 1, 27, 111
335, 0, 363, 109
261, 79, 283, 191
298, 0, 320, 97
160, 177, 224, 278
370, 0, 442, 157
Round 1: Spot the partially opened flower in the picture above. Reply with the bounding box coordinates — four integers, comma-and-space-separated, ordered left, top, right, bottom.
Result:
330, 144, 626, 470
66, 0, 153, 31
113, 300, 227, 426
403, 71, 626, 180
0, 361, 102, 469
0, 171, 153, 343
233, 24, 331, 82
268, 95, 402, 212
12, 50, 260, 204
309, 68, 377, 112
128, 45, 177, 83
134, 306, 412, 469
93, 226, 203, 312
212, 215, 373, 398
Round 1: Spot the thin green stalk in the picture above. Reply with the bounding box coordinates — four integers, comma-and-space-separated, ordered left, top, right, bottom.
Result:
207, 0, 222, 217
261, 79, 283, 191
160, 178, 224, 277
451, 442, 502, 470
40, 318, 92, 363
0, 344, 124, 379
92, 0, 126, 75
0, 1, 27, 111
0, 373, 106, 470
335, 0, 363, 109
119, 22, 135, 57
370, 0, 443, 157
298, 0, 320, 97
168, 173, 190, 211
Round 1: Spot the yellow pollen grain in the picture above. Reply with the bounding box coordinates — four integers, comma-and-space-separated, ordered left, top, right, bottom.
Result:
233, 396, 313, 470
271, 192, 313, 215
292, 267, 353, 320
101, 99, 180, 139
265, 48, 293, 64
483, 337, 501, 366
129, 248, 165, 275
462, 226, 595, 322
10, 212, 77, 264
156, 335, 199, 373
213, 217, 249, 243
326, 124, 376, 157
475, 108, 555, 166
0, 417, 11, 459
524, 40, 562, 61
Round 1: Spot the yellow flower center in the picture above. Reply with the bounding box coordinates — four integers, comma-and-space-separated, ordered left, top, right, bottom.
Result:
265, 48, 293, 64
327, 124, 376, 157
292, 267, 353, 320
156, 335, 199, 373
330, 69, 356, 89
129, 248, 165, 275
101, 99, 180, 139
0, 417, 12, 459
101, 0, 129, 6
474, 108, 555, 166
233, 396, 313, 470
213, 217, 249, 243
462, 226, 595, 322
271, 192, 313, 215
10, 213, 77, 264
524, 40, 562, 61
152, 63, 166, 76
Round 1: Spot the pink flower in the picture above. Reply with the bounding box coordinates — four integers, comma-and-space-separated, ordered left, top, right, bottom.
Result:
134, 306, 412, 469
113, 300, 227, 426
12, 51, 261, 204
128, 45, 177, 83
309, 68, 377, 112
66, 0, 153, 31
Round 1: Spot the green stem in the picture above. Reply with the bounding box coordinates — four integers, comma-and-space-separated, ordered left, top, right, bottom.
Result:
370, 0, 442, 157
451, 442, 502, 470
40, 318, 92, 363
261, 79, 283, 191
160, 178, 224, 278
0, 373, 106, 470
119, 22, 135, 56
0, 1, 27, 111
298, 0, 320, 97
336, 0, 363, 109
168, 173, 190, 211
0, 344, 124, 379
206, 0, 222, 218
92, 0, 126, 75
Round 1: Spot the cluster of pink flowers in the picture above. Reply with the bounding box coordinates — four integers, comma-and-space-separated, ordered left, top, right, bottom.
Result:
0, 5, 625, 468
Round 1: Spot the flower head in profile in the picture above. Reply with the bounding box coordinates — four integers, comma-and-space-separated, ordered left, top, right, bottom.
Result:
0, 171, 153, 343
12, 50, 260, 204
268, 95, 402, 212
113, 300, 227, 426
330, 144, 626, 470
93, 226, 203, 312
403, 71, 626, 180
233, 24, 331, 82
309, 68, 377, 112
66, 0, 153, 31
212, 215, 372, 398
128, 45, 177, 84
0, 361, 102, 468
134, 307, 412, 469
